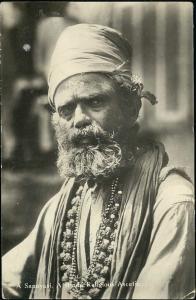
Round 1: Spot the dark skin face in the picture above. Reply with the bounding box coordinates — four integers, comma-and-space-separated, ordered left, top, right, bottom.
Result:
53, 73, 131, 142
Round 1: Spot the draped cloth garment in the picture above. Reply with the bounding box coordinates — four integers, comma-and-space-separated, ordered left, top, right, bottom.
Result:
2, 141, 194, 299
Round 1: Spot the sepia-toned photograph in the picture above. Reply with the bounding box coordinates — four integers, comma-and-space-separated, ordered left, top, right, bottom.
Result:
1, 1, 194, 299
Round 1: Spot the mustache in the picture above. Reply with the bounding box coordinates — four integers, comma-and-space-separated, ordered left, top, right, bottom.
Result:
52, 113, 119, 151
68, 124, 114, 147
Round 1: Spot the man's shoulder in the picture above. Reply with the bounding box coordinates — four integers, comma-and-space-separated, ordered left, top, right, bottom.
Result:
154, 166, 194, 212
40, 178, 75, 230
45, 177, 74, 205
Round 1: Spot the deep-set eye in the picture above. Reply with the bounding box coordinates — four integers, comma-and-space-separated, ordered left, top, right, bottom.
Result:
89, 98, 104, 108
58, 103, 76, 117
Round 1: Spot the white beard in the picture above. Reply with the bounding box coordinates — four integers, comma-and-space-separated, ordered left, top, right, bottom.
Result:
52, 113, 134, 181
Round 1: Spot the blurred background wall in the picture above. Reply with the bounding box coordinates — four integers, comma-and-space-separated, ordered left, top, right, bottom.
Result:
1, 2, 194, 254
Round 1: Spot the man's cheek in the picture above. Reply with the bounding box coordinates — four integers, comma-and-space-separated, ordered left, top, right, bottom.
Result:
101, 112, 122, 133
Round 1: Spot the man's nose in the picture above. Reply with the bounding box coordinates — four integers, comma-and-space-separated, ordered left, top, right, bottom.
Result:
73, 104, 91, 128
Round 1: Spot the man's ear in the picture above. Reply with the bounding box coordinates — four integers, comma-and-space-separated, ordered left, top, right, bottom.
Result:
51, 112, 60, 126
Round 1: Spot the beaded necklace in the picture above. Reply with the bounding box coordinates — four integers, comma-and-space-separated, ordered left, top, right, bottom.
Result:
60, 177, 123, 299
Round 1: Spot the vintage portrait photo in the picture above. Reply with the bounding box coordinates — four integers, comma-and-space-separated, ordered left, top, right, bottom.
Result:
1, 2, 194, 299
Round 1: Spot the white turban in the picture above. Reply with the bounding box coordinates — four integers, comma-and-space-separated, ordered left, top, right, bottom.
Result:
48, 23, 157, 109
48, 23, 133, 108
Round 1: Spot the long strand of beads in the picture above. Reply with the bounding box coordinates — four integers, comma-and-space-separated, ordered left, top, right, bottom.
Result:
60, 177, 123, 299
60, 185, 83, 284
74, 178, 122, 298
70, 186, 87, 285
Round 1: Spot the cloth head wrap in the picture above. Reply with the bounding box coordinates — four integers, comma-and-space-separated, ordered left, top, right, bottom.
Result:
48, 23, 157, 110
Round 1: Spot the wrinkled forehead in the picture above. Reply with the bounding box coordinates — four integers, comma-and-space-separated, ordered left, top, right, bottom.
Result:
54, 73, 118, 106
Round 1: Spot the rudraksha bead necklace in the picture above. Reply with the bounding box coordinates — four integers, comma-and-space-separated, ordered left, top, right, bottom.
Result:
59, 177, 123, 299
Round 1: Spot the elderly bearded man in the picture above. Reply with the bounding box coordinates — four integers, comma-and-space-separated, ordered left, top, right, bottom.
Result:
2, 24, 194, 300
